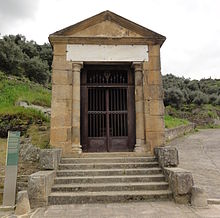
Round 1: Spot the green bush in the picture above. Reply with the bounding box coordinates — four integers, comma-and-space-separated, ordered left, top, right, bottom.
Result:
0, 34, 52, 84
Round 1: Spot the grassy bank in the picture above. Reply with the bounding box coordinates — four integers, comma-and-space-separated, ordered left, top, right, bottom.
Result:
0, 71, 51, 111
0, 72, 51, 138
165, 115, 189, 129
0, 72, 51, 120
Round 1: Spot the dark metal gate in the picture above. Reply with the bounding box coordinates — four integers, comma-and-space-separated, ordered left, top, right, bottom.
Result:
81, 65, 135, 152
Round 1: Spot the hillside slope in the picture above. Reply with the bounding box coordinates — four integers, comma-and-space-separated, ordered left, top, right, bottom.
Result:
0, 72, 51, 144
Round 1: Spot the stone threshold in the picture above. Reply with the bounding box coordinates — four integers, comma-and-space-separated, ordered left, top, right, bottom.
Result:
68, 152, 153, 158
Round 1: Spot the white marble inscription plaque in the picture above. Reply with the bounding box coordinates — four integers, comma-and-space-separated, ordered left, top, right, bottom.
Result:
67, 44, 148, 62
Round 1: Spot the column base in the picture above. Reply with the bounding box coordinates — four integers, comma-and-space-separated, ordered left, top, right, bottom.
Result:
72, 144, 82, 154
134, 141, 147, 153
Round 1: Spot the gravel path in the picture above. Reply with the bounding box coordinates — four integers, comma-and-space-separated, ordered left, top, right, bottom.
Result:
167, 129, 220, 199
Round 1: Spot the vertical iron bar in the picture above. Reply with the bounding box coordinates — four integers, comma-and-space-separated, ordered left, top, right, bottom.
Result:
106, 89, 109, 151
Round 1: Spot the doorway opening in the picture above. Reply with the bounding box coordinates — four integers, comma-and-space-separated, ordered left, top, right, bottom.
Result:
80, 64, 135, 152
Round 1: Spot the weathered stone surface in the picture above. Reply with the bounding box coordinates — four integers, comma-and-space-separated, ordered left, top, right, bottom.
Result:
148, 57, 161, 71
17, 101, 51, 116
53, 44, 67, 56
143, 85, 164, 100
165, 123, 195, 141
145, 115, 164, 132
28, 171, 55, 208
163, 167, 194, 204
15, 191, 31, 216
19, 139, 40, 162
70, 20, 143, 38
51, 112, 72, 127
147, 71, 162, 85
147, 100, 164, 116
39, 149, 62, 170
52, 84, 72, 100
50, 128, 71, 143
148, 44, 160, 56
52, 70, 72, 85
146, 131, 165, 151
52, 55, 69, 70
51, 99, 72, 114
191, 186, 208, 208
155, 146, 179, 167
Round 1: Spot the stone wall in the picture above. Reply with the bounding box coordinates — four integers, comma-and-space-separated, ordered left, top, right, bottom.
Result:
165, 123, 195, 141
155, 146, 194, 204
50, 44, 73, 155
143, 45, 165, 152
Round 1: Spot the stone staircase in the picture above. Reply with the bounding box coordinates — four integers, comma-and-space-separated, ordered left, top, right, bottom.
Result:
48, 153, 172, 205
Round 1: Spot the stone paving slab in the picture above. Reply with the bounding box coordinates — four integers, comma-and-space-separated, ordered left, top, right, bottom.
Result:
30, 201, 220, 218
167, 129, 220, 199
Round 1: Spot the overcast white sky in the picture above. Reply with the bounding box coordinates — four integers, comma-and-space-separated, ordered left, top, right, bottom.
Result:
0, 0, 220, 79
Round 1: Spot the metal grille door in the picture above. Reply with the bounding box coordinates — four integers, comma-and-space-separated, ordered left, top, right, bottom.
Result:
81, 65, 135, 152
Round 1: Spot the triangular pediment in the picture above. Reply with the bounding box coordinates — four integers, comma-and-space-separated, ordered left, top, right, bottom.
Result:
49, 11, 166, 45
66, 20, 143, 38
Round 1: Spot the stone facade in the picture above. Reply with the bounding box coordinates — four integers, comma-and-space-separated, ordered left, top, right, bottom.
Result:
49, 11, 166, 156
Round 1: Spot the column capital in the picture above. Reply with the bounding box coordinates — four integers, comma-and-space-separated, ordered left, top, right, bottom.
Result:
132, 62, 143, 72
72, 62, 83, 71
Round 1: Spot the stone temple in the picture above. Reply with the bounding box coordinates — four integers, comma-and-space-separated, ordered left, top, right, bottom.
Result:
26, 10, 194, 206
49, 10, 166, 157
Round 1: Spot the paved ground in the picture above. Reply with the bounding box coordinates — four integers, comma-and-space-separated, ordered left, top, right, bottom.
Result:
167, 129, 220, 199
31, 201, 220, 218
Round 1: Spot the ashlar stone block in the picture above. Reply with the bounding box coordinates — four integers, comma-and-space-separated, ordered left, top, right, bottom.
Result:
52, 84, 72, 100
39, 149, 62, 170
149, 100, 164, 116
50, 128, 71, 142
145, 115, 164, 132
52, 70, 72, 85
148, 44, 160, 57
191, 186, 208, 208
155, 146, 179, 167
53, 44, 67, 56
163, 167, 194, 204
145, 131, 165, 151
15, 191, 31, 216
147, 70, 162, 85
148, 56, 161, 71
51, 111, 72, 127
28, 171, 55, 208
143, 84, 164, 100
52, 55, 72, 70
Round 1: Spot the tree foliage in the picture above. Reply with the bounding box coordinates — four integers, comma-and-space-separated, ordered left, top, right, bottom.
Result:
0, 34, 52, 84
163, 74, 220, 107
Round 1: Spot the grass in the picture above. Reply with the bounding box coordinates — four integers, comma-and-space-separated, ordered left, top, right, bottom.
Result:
0, 71, 51, 121
165, 115, 189, 129
0, 72, 51, 107
0, 138, 7, 170
27, 124, 50, 149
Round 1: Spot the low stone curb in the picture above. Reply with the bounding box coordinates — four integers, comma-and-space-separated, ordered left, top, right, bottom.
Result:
165, 123, 195, 142
208, 199, 220, 205
0, 205, 15, 211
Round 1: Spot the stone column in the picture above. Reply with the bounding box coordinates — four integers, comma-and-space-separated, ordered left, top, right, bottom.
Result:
71, 62, 83, 154
133, 62, 146, 152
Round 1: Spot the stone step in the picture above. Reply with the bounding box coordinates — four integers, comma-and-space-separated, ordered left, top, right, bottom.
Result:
79, 152, 153, 158
56, 168, 162, 177
48, 190, 172, 205
59, 162, 159, 170
54, 174, 165, 184
51, 182, 169, 192
61, 157, 156, 164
